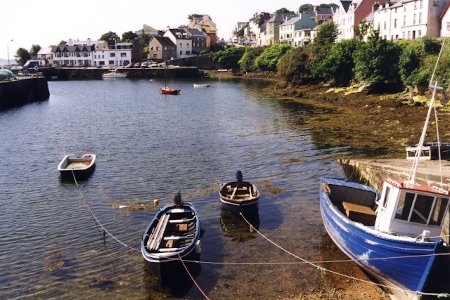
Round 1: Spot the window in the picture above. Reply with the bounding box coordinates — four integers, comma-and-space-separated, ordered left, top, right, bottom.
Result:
384, 21, 387, 30
403, 15, 406, 26
109, 60, 114, 65
410, 194, 434, 224
419, 13, 422, 24
447, 22, 450, 32
110, 53, 115, 57
413, 14, 416, 25
394, 19, 397, 28
395, 192, 415, 220
381, 186, 391, 208
429, 198, 449, 225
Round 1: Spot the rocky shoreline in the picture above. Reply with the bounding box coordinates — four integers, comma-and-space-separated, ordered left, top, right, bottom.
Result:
224, 70, 450, 159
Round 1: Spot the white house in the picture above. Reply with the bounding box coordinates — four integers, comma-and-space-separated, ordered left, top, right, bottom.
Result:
374, 0, 450, 40
51, 39, 132, 67
164, 28, 192, 58
93, 41, 132, 67
441, 1, 450, 36
333, 0, 355, 40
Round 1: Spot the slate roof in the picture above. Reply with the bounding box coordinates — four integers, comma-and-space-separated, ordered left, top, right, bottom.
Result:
168, 29, 191, 39
187, 28, 206, 37
151, 36, 176, 47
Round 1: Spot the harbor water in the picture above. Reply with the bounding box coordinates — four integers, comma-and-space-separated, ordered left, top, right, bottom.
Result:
0, 78, 382, 299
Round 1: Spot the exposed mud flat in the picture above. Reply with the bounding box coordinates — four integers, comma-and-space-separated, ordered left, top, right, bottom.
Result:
267, 83, 450, 159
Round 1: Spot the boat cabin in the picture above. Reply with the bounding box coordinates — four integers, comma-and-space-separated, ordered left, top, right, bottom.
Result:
375, 179, 450, 240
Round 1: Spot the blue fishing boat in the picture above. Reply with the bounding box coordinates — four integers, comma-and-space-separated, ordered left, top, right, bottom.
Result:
141, 193, 201, 280
320, 81, 450, 299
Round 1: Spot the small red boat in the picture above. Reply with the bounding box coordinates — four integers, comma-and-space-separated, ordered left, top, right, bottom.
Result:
160, 86, 180, 95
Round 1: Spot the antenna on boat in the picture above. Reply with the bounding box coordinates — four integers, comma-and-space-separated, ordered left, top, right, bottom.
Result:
408, 38, 447, 186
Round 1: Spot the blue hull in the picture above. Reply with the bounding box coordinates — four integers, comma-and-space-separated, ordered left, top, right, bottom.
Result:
320, 178, 449, 299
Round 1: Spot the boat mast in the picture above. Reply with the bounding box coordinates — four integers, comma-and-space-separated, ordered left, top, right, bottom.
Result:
408, 39, 446, 184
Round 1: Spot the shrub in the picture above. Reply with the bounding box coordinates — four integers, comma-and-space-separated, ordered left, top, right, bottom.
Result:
255, 44, 292, 71
277, 47, 310, 83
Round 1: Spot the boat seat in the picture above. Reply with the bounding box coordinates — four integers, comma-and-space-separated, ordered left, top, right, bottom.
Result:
169, 216, 196, 224
342, 201, 376, 226
158, 247, 183, 252
146, 214, 170, 250
163, 235, 193, 241
167, 207, 191, 214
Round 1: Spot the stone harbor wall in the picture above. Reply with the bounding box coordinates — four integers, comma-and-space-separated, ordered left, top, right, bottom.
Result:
0, 77, 50, 110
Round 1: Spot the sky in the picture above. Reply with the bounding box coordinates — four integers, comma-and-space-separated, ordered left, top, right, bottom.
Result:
0, 0, 337, 61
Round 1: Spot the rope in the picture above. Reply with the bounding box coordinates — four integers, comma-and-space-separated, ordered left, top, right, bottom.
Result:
71, 170, 140, 253
239, 212, 450, 298
177, 254, 210, 300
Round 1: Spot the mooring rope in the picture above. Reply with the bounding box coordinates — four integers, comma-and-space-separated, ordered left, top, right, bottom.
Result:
239, 212, 450, 298
177, 253, 210, 300
71, 170, 140, 253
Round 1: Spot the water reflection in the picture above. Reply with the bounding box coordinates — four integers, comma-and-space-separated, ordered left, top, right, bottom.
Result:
220, 207, 260, 242
143, 258, 202, 298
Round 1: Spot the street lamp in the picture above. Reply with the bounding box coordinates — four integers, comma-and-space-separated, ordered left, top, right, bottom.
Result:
7, 39, 14, 68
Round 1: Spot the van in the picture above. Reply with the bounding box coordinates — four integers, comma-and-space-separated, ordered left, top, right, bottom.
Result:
24, 60, 46, 69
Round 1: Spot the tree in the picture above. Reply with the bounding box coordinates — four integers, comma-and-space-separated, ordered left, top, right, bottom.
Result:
30, 44, 41, 58
15, 48, 31, 65
353, 31, 402, 91
99, 31, 120, 42
188, 14, 204, 22
214, 47, 246, 69
318, 39, 360, 86
310, 21, 339, 78
299, 4, 314, 13
274, 8, 295, 15
239, 47, 264, 72
121, 31, 137, 42
313, 21, 338, 50
354, 20, 373, 40
255, 44, 292, 71
58, 40, 66, 46
277, 47, 310, 83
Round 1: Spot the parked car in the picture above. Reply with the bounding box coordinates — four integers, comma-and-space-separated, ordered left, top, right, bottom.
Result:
133, 62, 141, 68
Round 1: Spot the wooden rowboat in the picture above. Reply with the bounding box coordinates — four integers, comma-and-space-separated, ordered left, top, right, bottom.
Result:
219, 171, 260, 211
58, 153, 96, 180
141, 193, 201, 279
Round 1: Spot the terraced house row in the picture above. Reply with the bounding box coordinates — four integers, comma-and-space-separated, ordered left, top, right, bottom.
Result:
36, 15, 217, 67
233, 0, 450, 47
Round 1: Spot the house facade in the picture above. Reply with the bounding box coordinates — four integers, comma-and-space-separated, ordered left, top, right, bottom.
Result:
51, 39, 132, 67
186, 28, 207, 55
164, 29, 192, 58
374, 0, 449, 40
264, 14, 297, 46
148, 36, 177, 61
187, 14, 218, 47
334, 0, 389, 40
279, 12, 317, 46
441, 1, 450, 36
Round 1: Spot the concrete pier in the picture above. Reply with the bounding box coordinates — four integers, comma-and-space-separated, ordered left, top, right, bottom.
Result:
340, 158, 450, 242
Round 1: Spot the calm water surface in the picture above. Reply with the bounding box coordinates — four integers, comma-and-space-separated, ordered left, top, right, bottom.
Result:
0, 78, 364, 299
